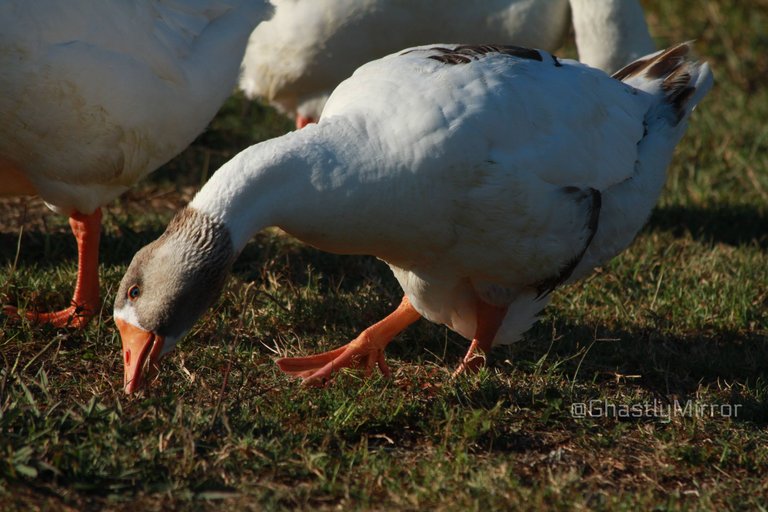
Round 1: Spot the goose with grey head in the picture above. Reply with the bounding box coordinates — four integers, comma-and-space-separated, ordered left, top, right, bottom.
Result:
114, 42, 712, 394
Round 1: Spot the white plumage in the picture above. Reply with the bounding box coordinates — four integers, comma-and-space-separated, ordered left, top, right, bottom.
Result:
0, 0, 273, 327
239, 0, 655, 125
114, 43, 712, 391
0, 0, 272, 214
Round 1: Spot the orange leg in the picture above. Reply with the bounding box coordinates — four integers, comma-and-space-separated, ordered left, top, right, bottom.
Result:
276, 296, 421, 386
453, 300, 508, 376
295, 115, 316, 130
4, 209, 102, 328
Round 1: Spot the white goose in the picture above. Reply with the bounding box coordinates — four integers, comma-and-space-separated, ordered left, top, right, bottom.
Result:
240, 0, 655, 128
114, 42, 712, 394
0, 0, 273, 327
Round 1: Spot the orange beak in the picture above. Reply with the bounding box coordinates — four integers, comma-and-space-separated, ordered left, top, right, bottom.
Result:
115, 318, 165, 394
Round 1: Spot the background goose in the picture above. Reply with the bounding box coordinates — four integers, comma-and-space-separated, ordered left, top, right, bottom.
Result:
0, 0, 273, 327
240, 0, 655, 128
114, 42, 711, 394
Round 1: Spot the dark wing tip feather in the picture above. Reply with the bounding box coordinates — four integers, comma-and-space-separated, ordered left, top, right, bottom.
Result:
612, 56, 652, 81
646, 43, 691, 79
611, 42, 693, 81
612, 42, 704, 125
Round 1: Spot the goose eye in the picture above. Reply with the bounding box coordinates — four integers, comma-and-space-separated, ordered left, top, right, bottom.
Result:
128, 285, 140, 301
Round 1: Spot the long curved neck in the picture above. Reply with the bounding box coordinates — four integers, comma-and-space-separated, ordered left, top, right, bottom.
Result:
189, 120, 363, 254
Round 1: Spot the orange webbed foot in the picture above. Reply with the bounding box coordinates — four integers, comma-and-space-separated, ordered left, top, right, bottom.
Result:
452, 300, 508, 378
3, 209, 102, 329
275, 296, 421, 386
452, 339, 489, 377
4, 303, 97, 329
276, 333, 392, 387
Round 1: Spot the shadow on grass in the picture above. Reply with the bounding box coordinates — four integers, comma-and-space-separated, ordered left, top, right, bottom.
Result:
0, 228, 165, 269
236, 237, 768, 426
385, 319, 768, 416
647, 203, 768, 249
481, 320, 768, 425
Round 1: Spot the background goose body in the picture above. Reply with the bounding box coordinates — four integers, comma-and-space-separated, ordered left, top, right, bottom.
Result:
240, 0, 655, 127
0, 0, 273, 326
115, 43, 712, 393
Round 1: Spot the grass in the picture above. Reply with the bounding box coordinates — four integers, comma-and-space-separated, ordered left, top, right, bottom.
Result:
1, 0, 767, 509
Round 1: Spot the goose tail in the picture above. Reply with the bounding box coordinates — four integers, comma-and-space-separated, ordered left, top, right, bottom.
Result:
613, 42, 713, 125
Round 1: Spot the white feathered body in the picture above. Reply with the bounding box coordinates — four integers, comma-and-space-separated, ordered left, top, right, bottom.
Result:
0, 0, 272, 215
194, 44, 711, 347
240, 0, 654, 120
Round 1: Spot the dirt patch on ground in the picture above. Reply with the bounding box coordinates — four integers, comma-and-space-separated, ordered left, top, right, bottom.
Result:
0, 182, 196, 236
0, 196, 61, 234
